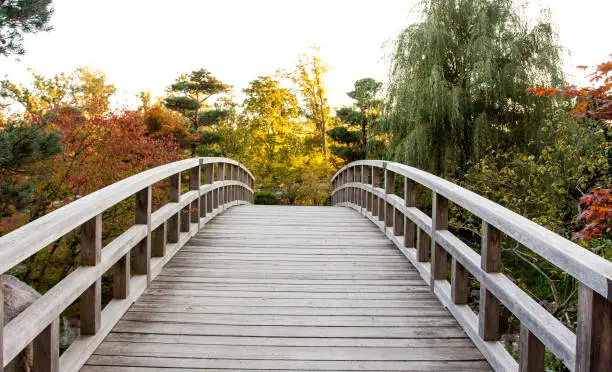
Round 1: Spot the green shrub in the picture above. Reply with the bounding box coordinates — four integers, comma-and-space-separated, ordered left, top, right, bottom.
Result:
254, 191, 280, 205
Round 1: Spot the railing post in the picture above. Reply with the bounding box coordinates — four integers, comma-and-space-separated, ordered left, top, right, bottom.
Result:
168, 173, 180, 243
113, 250, 130, 299
218, 163, 225, 210
80, 214, 102, 335
0, 275, 3, 372
404, 178, 416, 248
479, 221, 501, 341
384, 168, 395, 228
575, 284, 612, 371
190, 162, 201, 228
134, 186, 152, 283
431, 192, 448, 282
206, 163, 214, 214
33, 319, 59, 372
519, 324, 545, 372
371, 167, 379, 216
451, 258, 469, 305
417, 228, 430, 262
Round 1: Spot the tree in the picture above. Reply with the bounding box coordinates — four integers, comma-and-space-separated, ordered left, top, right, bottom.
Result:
385, 0, 564, 176
292, 48, 332, 160
0, 0, 53, 56
328, 78, 382, 162
239, 76, 304, 188
164, 69, 231, 155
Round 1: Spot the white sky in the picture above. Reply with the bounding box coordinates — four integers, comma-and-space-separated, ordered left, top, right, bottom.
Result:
0, 0, 610, 110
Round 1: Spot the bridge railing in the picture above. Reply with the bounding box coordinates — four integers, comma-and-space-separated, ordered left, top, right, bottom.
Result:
0, 157, 254, 372
331, 160, 611, 372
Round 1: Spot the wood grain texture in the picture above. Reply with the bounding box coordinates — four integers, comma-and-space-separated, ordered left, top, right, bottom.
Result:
83, 205, 489, 371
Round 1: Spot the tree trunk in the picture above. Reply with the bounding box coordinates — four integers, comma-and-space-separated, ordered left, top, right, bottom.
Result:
361, 117, 367, 159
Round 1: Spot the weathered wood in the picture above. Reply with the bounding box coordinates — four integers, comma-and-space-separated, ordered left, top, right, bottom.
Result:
575, 284, 612, 372
451, 258, 468, 305
134, 187, 152, 280
431, 193, 448, 281
333, 160, 612, 301
0, 275, 3, 371
151, 222, 166, 257
84, 205, 488, 371
80, 214, 102, 335
519, 324, 544, 372
113, 252, 130, 299
393, 207, 403, 236
403, 178, 416, 248
479, 221, 501, 341
33, 319, 59, 372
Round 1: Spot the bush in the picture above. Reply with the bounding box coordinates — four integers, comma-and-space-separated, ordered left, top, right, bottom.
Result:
254, 191, 280, 205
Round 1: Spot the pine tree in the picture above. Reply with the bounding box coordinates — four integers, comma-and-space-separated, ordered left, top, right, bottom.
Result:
0, 0, 53, 56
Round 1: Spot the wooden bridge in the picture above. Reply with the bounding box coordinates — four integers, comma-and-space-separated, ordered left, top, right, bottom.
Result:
0, 158, 610, 371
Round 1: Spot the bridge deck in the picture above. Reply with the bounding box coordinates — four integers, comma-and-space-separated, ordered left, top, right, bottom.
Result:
82, 205, 490, 371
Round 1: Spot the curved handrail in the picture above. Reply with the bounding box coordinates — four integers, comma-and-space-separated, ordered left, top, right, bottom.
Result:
332, 160, 612, 300
331, 160, 611, 371
0, 157, 253, 274
0, 157, 255, 372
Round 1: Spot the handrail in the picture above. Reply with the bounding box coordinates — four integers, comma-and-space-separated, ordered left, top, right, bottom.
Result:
331, 160, 611, 372
0, 157, 255, 372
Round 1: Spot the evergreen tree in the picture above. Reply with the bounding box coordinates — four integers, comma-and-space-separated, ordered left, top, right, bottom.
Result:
328, 78, 382, 161
0, 0, 53, 56
385, 0, 564, 175
164, 69, 231, 155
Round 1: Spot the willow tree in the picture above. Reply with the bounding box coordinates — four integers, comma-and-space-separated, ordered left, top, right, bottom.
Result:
385, 0, 564, 175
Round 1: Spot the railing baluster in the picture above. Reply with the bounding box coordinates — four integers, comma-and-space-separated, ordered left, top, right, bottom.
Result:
519, 324, 544, 372
404, 178, 416, 248
168, 173, 180, 243
480, 221, 501, 341
152, 222, 167, 258
1, 275, 4, 371
384, 169, 395, 228
451, 258, 468, 305
218, 163, 225, 210
575, 284, 612, 371
372, 167, 379, 217
190, 163, 201, 227
134, 186, 152, 283
206, 163, 214, 214
113, 251, 130, 299
431, 192, 448, 282
417, 228, 430, 262
33, 319, 59, 372
80, 214, 102, 335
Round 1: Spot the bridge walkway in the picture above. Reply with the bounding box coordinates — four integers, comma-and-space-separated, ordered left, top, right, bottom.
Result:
82, 205, 490, 371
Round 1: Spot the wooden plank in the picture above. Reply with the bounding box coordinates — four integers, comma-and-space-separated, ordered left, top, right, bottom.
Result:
575, 284, 612, 372
519, 324, 544, 372
451, 258, 468, 305
80, 214, 102, 335
33, 319, 59, 372
133, 186, 151, 282
84, 356, 491, 371
113, 252, 130, 299
480, 221, 501, 341
431, 192, 448, 281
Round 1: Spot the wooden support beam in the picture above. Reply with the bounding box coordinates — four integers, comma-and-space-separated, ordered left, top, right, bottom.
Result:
113, 251, 129, 299
152, 222, 166, 257
417, 228, 430, 262
575, 284, 612, 371
393, 207, 403, 236
431, 192, 448, 281
80, 214, 101, 335
168, 173, 180, 243
134, 186, 152, 283
33, 319, 59, 372
190, 164, 200, 225
479, 221, 502, 341
519, 324, 545, 372
451, 258, 468, 305
385, 169, 395, 227
0, 275, 4, 371
404, 178, 416, 248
